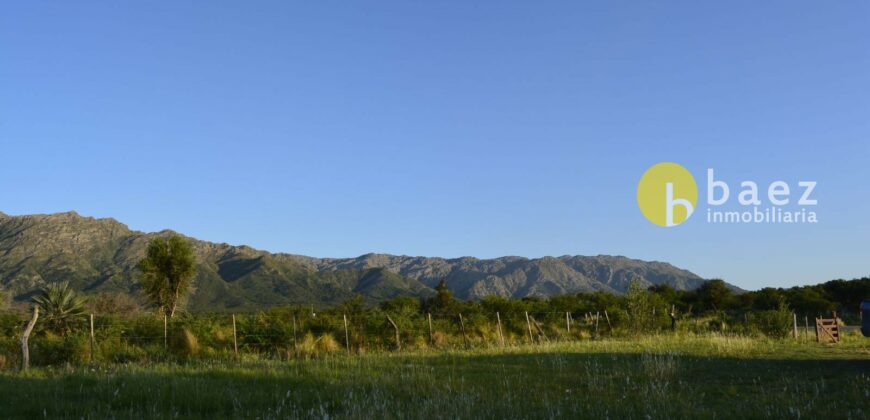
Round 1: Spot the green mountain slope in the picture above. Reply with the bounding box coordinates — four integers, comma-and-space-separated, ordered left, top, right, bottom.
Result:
0, 211, 718, 310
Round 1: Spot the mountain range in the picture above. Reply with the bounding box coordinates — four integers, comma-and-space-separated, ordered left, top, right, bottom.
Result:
0, 211, 716, 311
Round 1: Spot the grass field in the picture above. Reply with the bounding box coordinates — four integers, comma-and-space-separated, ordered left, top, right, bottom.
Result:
1, 334, 868, 419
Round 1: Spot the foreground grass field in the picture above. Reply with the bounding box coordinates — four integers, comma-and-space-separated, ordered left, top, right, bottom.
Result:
1, 334, 868, 419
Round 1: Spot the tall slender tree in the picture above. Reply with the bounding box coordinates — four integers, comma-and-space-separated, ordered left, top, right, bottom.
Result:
138, 235, 197, 317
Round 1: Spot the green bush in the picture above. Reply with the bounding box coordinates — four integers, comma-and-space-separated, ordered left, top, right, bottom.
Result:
169, 327, 199, 358
98, 338, 149, 364
31, 333, 90, 366
750, 300, 793, 338
0, 312, 21, 337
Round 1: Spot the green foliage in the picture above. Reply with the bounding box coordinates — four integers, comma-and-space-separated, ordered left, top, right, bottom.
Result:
749, 298, 793, 338
30, 333, 90, 366
88, 292, 142, 316
626, 280, 654, 335
694, 279, 734, 311
425, 279, 456, 314
0, 312, 21, 337
138, 235, 197, 317
32, 282, 87, 336
169, 327, 200, 358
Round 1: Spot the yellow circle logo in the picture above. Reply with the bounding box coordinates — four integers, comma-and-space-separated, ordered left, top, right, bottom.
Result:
637, 162, 698, 227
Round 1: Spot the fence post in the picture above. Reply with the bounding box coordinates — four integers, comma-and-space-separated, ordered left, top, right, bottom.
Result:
496, 312, 505, 347
386, 315, 401, 351
459, 313, 469, 350
427, 313, 433, 346
525, 311, 533, 343
343, 314, 350, 353
594, 311, 600, 336
292, 315, 298, 351
89, 313, 95, 364
604, 310, 612, 333
531, 316, 549, 343
163, 314, 168, 351
20, 306, 38, 371
232, 314, 239, 358
566, 312, 571, 336
792, 312, 798, 339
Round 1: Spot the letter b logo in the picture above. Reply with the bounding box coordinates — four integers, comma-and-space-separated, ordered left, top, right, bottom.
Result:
637, 162, 698, 227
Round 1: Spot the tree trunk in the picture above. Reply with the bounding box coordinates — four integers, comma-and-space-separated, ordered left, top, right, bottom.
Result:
20, 306, 39, 371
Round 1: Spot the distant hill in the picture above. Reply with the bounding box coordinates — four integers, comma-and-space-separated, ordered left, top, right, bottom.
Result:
0, 211, 718, 311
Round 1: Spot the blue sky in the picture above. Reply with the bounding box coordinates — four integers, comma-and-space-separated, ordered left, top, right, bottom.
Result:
1, 1, 868, 290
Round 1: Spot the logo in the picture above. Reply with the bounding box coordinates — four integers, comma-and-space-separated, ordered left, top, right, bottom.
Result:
637, 162, 698, 227
637, 162, 818, 227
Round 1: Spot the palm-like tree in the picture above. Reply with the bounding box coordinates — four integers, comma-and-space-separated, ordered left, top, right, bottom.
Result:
32, 282, 87, 335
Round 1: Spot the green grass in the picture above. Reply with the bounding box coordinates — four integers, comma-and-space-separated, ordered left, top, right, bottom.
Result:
1, 334, 869, 419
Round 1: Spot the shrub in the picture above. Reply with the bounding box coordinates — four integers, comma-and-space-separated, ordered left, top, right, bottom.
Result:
169, 327, 199, 358
0, 337, 17, 369
431, 331, 447, 347
99, 338, 149, 364
750, 299, 793, 338
293, 333, 341, 358
295, 333, 318, 359
0, 312, 21, 337
31, 333, 90, 366
316, 333, 340, 354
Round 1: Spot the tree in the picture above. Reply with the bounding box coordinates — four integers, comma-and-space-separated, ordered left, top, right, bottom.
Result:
88, 292, 142, 316
32, 282, 86, 335
752, 287, 785, 310
138, 235, 197, 317
424, 279, 456, 314
695, 279, 733, 312
626, 280, 654, 335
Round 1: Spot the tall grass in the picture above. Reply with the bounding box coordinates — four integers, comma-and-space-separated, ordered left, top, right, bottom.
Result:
2, 334, 866, 419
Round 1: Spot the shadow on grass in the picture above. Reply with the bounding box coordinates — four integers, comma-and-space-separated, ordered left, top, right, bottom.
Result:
1, 349, 869, 419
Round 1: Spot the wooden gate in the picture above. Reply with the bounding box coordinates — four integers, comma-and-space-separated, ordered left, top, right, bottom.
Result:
815, 313, 840, 343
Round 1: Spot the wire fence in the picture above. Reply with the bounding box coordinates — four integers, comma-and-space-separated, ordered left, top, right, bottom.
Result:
0, 307, 846, 369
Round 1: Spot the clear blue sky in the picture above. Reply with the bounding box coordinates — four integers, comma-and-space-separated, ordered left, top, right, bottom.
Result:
1, 1, 868, 290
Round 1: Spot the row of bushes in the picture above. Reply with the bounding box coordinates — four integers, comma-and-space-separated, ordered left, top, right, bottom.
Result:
0, 302, 804, 368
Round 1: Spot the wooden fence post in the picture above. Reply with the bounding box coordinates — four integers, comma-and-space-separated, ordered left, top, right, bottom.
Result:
386, 315, 401, 351
525, 311, 533, 343
594, 311, 600, 336
792, 312, 798, 339
292, 315, 298, 351
89, 313, 95, 363
531, 316, 549, 343
604, 310, 612, 333
496, 312, 505, 347
20, 306, 38, 371
232, 314, 239, 358
343, 314, 350, 353
459, 313, 469, 350
427, 313, 433, 346
566, 312, 571, 336
163, 314, 168, 351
